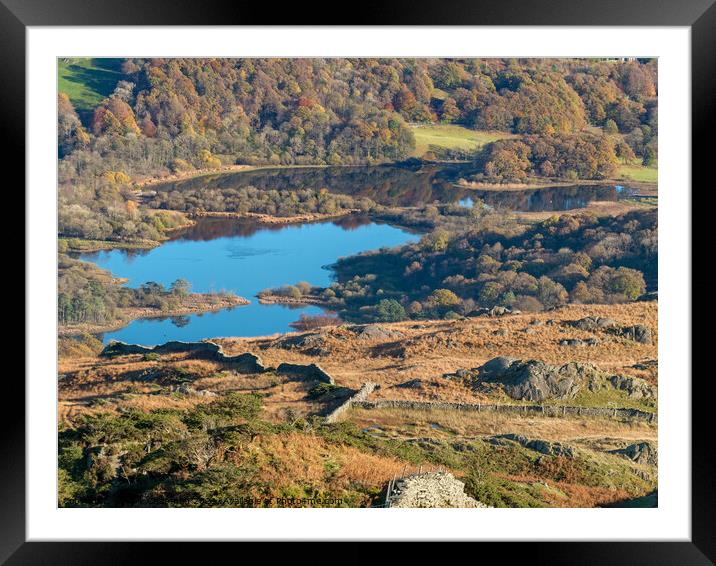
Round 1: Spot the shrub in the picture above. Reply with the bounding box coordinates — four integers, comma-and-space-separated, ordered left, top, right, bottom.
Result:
375, 299, 407, 322
308, 383, 338, 399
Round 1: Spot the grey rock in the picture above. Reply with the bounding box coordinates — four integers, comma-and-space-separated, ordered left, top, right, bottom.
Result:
560, 338, 599, 347
567, 316, 618, 331
395, 378, 425, 389
494, 433, 575, 458
609, 324, 653, 344
475, 357, 654, 402
611, 441, 657, 466
608, 374, 655, 399
388, 472, 488, 508
354, 324, 405, 340
276, 362, 335, 384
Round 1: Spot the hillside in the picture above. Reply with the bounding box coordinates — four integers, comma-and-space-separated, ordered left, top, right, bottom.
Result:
58, 57, 658, 246
58, 58, 124, 120
58, 301, 657, 508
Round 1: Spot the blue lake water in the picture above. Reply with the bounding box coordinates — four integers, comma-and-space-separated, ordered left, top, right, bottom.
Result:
80, 217, 419, 345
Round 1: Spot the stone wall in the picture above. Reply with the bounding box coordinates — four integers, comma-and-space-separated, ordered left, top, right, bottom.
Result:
99, 340, 344, 382
276, 363, 335, 384
101, 340, 266, 374
352, 399, 657, 422
324, 382, 378, 423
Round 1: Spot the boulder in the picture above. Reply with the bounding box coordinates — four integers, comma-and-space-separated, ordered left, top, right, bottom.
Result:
609, 324, 653, 344
475, 357, 644, 402
560, 338, 599, 347
477, 358, 588, 401
272, 332, 329, 355
276, 362, 335, 384
395, 378, 425, 389
492, 433, 575, 458
481, 356, 518, 375
612, 441, 657, 466
100, 341, 153, 357
566, 317, 618, 331
607, 374, 656, 399
353, 324, 405, 341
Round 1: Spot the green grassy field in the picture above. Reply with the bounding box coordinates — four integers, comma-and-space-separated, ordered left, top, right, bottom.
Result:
58, 58, 125, 117
616, 163, 658, 183
410, 124, 515, 157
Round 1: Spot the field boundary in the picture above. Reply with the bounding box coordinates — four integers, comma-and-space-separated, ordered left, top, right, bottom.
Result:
352, 399, 657, 422
325, 382, 378, 423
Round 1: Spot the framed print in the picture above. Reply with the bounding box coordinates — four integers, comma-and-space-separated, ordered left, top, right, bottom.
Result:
7, 0, 712, 561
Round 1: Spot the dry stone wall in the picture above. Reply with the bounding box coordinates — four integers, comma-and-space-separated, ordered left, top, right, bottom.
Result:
352, 399, 657, 422
100, 340, 336, 380
324, 382, 378, 423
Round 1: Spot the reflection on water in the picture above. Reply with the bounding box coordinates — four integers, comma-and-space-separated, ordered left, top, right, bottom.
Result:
153, 164, 637, 212
81, 166, 641, 344
470, 184, 633, 212
81, 218, 419, 345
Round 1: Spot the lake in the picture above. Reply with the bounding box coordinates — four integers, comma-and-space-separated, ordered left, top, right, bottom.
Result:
151, 164, 637, 212
83, 166, 640, 344
81, 218, 419, 344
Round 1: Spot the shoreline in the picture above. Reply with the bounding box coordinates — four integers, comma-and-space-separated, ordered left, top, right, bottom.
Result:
133, 164, 257, 189
457, 178, 658, 194
133, 162, 367, 191
58, 293, 250, 337
512, 198, 657, 223
187, 209, 360, 225
257, 293, 328, 307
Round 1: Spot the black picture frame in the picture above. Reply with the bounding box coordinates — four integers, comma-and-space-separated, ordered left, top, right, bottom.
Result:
7, 0, 710, 562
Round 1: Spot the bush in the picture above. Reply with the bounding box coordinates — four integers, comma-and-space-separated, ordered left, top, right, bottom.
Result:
308, 383, 338, 399
375, 299, 407, 322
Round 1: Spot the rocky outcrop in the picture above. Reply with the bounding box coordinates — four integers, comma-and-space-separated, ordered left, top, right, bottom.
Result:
473, 357, 656, 402
100, 341, 340, 383
387, 472, 487, 508
352, 324, 405, 341
611, 441, 657, 466
276, 362, 335, 384
559, 338, 600, 347
477, 358, 589, 402
395, 379, 425, 389
607, 324, 653, 344
564, 318, 653, 345
566, 317, 618, 331
608, 375, 655, 399
270, 332, 330, 355
490, 433, 574, 458
101, 340, 265, 372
